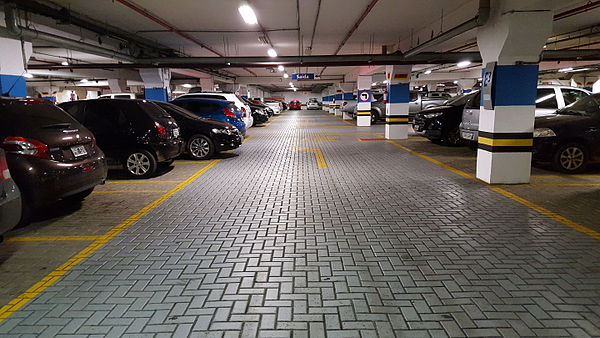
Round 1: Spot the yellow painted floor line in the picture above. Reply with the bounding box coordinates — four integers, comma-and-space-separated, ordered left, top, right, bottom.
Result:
0, 159, 221, 322
510, 183, 600, 187
242, 135, 252, 144
532, 174, 600, 178
5, 236, 101, 242
175, 161, 211, 164
106, 180, 184, 184
386, 140, 600, 241
295, 147, 328, 169
92, 190, 168, 193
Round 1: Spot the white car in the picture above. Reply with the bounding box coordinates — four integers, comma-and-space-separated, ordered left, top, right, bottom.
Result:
307, 101, 320, 110
98, 93, 136, 99
178, 92, 253, 128
265, 101, 283, 114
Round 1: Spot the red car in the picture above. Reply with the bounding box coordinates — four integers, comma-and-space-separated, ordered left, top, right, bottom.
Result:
289, 100, 302, 110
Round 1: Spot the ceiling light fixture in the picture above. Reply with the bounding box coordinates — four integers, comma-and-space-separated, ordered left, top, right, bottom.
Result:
424, 70, 432, 75
182, 83, 193, 88
293, 88, 297, 92
558, 67, 573, 72
23, 72, 33, 78
267, 48, 278, 57
238, 3, 258, 25
283, 73, 289, 78
80, 78, 88, 83
277, 65, 285, 72
453, 80, 458, 84
457, 60, 471, 68
61, 61, 69, 66
289, 82, 294, 87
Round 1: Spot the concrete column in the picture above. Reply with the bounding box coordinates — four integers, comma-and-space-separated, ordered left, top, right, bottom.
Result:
356, 75, 372, 127
34, 86, 59, 102
385, 65, 412, 139
327, 87, 336, 114
200, 77, 214, 92
456, 79, 477, 93
339, 83, 356, 120
476, 1, 553, 184
593, 78, 600, 93
333, 89, 343, 116
140, 68, 171, 101
0, 37, 32, 97
108, 79, 128, 93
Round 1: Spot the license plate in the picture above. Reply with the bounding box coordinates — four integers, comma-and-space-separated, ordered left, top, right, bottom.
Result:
461, 131, 475, 140
173, 128, 180, 138
71, 145, 87, 157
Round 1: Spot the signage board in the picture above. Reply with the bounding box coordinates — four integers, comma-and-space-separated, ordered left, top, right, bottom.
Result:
291, 73, 315, 80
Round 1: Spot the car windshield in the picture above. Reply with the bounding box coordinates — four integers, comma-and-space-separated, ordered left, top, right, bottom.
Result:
557, 94, 600, 116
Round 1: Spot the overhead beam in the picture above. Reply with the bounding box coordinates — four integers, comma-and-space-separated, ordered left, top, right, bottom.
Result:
26, 50, 600, 70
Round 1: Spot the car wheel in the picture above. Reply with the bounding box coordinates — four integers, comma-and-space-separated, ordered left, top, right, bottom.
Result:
371, 111, 378, 124
443, 127, 463, 146
124, 149, 157, 178
553, 143, 588, 173
63, 187, 94, 203
187, 135, 215, 160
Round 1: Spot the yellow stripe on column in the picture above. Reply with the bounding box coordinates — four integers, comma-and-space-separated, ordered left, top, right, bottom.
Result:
478, 137, 533, 147
385, 117, 409, 123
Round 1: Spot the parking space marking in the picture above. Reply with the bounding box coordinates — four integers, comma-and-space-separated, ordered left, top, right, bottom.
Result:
0, 159, 221, 322
386, 140, 600, 241
510, 183, 600, 187
5, 236, 101, 242
92, 190, 169, 193
532, 174, 600, 178
106, 180, 184, 184
295, 147, 328, 169
173, 161, 211, 164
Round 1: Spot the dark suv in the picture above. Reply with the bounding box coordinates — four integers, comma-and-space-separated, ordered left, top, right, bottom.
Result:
0, 98, 107, 223
59, 99, 182, 178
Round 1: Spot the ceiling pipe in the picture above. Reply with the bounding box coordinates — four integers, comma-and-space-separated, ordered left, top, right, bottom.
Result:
554, 1, 600, 20
404, 0, 490, 58
319, 0, 380, 76
1, 2, 137, 62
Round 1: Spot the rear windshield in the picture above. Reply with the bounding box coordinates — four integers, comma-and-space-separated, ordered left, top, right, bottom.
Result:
158, 102, 202, 120
446, 92, 477, 107
558, 94, 600, 116
187, 94, 227, 101
138, 101, 172, 119
0, 100, 77, 133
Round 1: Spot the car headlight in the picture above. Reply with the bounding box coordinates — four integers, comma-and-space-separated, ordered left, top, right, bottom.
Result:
533, 128, 556, 138
424, 112, 443, 118
212, 128, 231, 134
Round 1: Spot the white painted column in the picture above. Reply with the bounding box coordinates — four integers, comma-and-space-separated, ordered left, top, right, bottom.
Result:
456, 79, 477, 93
108, 79, 128, 93
200, 77, 215, 92
476, 1, 553, 184
356, 75, 372, 127
385, 65, 412, 139
0, 37, 32, 97
339, 83, 356, 120
592, 78, 600, 93
328, 88, 336, 114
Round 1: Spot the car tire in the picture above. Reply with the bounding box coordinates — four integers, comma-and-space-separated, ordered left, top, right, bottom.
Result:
187, 135, 215, 160
443, 127, 463, 146
123, 149, 157, 178
63, 187, 95, 203
553, 142, 589, 174
371, 110, 378, 124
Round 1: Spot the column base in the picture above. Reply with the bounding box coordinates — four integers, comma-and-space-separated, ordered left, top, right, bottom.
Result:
329, 108, 335, 114
476, 150, 531, 184
385, 124, 408, 139
357, 116, 371, 126
334, 109, 342, 117
342, 111, 353, 120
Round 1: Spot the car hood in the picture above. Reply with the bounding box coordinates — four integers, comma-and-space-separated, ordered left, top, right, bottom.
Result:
416, 104, 462, 116
197, 118, 235, 129
535, 113, 590, 129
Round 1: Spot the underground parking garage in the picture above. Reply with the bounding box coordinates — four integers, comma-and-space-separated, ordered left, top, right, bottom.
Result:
1, 0, 600, 336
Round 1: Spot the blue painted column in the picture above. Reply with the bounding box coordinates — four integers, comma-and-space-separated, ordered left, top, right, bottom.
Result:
140, 68, 171, 102
385, 65, 412, 139
0, 37, 32, 97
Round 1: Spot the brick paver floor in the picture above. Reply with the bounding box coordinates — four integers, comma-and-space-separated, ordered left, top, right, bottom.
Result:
1, 110, 599, 337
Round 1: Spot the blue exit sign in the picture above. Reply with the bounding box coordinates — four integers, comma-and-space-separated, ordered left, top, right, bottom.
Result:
291, 73, 315, 80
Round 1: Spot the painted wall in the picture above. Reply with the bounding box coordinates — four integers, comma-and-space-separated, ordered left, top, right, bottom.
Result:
279, 91, 319, 103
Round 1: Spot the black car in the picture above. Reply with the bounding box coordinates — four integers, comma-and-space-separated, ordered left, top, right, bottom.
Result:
155, 102, 242, 160
1, 98, 107, 223
243, 98, 272, 121
59, 99, 182, 178
413, 92, 478, 146
533, 93, 600, 173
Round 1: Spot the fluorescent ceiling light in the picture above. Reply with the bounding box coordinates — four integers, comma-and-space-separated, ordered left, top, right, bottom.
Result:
424, 70, 432, 75
267, 48, 277, 57
172, 90, 186, 94
453, 80, 458, 84
277, 65, 285, 71
371, 82, 377, 86
289, 82, 294, 87
558, 67, 573, 72
571, 68, 590, 72
238, 3, 258, 25
283, 73, 289, 78
457, 60, 471, 68
182, 83, 193, 88
293, 88, 297, 92
23, 72, 33, 78
61, 61, 69, 66
80, 78, 88, 83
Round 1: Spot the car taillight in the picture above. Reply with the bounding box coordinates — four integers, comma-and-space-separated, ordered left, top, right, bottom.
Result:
153, 121, 167, 138
2, 137, 49, 159
343, 102, 348, 106
241, 107, 246, 113
0, 155, 10, 180
222, 107, 237, 118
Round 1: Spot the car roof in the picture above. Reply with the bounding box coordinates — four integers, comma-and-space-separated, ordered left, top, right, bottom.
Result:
537, 84, 590, 91
172, 97, 233, 104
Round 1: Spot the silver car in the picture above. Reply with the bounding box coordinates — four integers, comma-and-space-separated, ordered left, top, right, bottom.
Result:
0, 148, 22, 236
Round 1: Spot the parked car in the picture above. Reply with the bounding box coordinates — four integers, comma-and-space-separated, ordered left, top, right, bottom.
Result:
154, 102, 242, 160
307, 99, 320, 110
59, 99, 182, 178
413, 91, 478, 146
265, 100, 283, 114
533, 93, 600, 173
357, 91, 449, 124
289, 100, 302, 110
459, 85, 592, 146
242, 97, 270, 124
98, 92, 137, 99
178, 92, 253, 128
1, 98, 107, 223
0, 148, 21, 234
249, 98, 275, 117
171, 98, 247, 136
